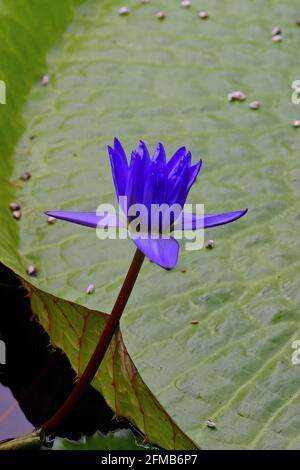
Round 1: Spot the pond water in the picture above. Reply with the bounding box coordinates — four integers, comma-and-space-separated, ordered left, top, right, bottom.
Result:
0, 264, 135, 443
0, 385, 33, 441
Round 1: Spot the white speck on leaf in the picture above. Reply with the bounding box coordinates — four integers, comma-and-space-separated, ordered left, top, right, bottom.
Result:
181, 1, 191, 8
119, 6, 129, 15
249, 101, 260, 110
20, 171, 31, 181
27, 265, 37, 276
198, 11, 209, 19
9, 201, 20, 211
41, 75, 49, 86
205, 239, 215, 249
47, 216, 56, 225
86, 284, 95, 294
156, 11, 166, 20
272, 26, 281, 37
206, 418, 216, 429
228, 91, 247, 102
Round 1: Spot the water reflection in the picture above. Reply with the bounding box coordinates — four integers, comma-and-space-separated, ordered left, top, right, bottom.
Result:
0, 385, 33, 441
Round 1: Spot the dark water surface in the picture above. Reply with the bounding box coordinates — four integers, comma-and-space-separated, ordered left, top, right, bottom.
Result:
0, 264, 134, 443
0, 385, 33, 441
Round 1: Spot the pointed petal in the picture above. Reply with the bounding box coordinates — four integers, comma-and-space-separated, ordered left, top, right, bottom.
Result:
142, 169, 156, 212
108, 146, 128, 199
45, 211, 124, 228
187, 159, 202, 192
166, 146, 186, 174
174, 209, 248, 230
171, 159, 202, 210
114, 137, 128, 165
132, 236, 179, 268
166, 163, 189, 208
138, 140, 151, 163
152, 143, 166, 166
126, 151, 145, 208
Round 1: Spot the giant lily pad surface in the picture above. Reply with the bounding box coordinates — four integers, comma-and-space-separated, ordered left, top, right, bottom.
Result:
1, 0, 300, 449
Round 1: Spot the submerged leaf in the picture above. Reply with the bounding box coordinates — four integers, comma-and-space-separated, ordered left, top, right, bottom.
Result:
53, 429, 157, 450
0, 431, 42, 451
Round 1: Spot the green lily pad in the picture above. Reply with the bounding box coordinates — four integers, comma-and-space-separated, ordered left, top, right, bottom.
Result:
1, 0, 300, 449
28, 286, 196, 449
0, 0, 197, 450
53, 429, 157, 450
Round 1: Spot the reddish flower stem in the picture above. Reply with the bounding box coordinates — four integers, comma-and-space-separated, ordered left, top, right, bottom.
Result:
42, 248, 145, 433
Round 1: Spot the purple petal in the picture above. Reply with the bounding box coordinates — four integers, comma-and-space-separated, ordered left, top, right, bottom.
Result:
45, 211, 124, 228
174, 209, 248, 230
114, 137, 128, 164
170, 157, 202, 209
152, 143, 166, 166
166, 146, 186, 174
166, 163, 189, 208
138, 140, 151, 163
156, 170, 168, 205
126, 151, 145, 208
185, 150, 192, 168
128, 151, 144, 205
132, 236, 179, 268
187, 159, 202, 192
108, 147, 128, 200
142, 169, 156, 212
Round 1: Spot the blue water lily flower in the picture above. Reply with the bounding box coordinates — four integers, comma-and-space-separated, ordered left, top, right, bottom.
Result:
46, 139, 247, 268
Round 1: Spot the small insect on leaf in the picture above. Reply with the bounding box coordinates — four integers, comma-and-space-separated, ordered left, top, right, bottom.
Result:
293, 119, 300, 128
40, 75, 49, 86
119, 6, 129, 16
27, 265, 37, 276
249, 101, 260, 110
205, 239, 215, 249
47, 216, 56, 225
12, 210, 22, 220
20, 171, 31, 181
86, 284, 95, 294
198, 11, 209, 19
272, 26, 282, 37
9, 201, 20, 211
227, 91, 247, 102
156, 11, 166, 20
181, 1, 191, 8
206, 418, 216, 429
